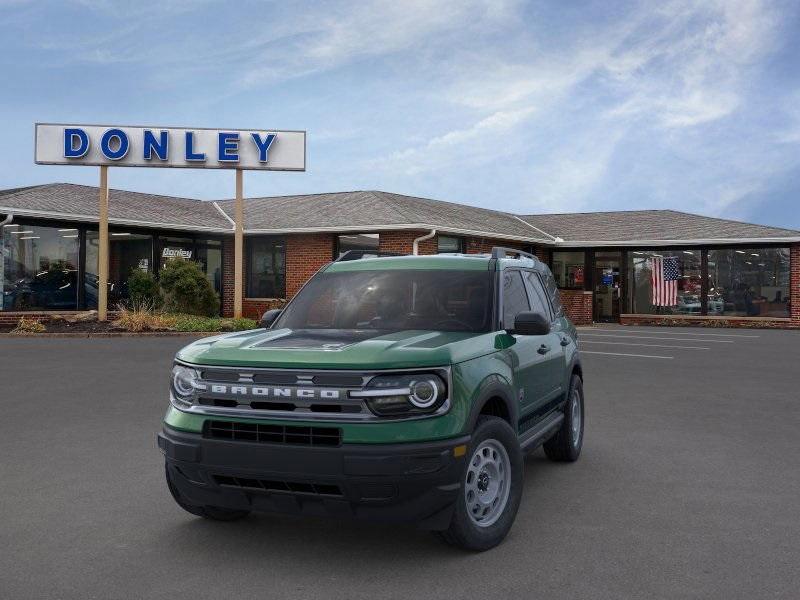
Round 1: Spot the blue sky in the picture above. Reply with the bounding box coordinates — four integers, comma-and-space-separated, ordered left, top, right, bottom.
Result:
1, 0, 799, 228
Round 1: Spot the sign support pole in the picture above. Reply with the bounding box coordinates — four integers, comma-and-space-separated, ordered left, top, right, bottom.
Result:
98, 166, 109, 321
234, 168, 244, 319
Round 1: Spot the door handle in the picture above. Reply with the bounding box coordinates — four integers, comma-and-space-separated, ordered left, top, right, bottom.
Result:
537, 344, 550, 355
560, 336, 570, 347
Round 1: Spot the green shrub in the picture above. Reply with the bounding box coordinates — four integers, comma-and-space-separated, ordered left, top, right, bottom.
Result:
127, 269, 162, 308
159, 259, 220, 317
228, 317, 258, 331
170, 315, 218, 332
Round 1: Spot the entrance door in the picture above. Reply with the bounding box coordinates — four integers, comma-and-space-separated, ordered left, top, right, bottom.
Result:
594, 251, 622, 322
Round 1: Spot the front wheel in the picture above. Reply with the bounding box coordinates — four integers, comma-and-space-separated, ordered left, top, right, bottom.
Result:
543, 374, 584, 462
437, 416, 523, 551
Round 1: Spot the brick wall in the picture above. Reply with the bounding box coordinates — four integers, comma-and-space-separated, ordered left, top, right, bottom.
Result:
241, 298, 287, 321
559, 290, 593, 325
619, 314, 799, 329
221, 237, 235, 317
285, 234, 335, 297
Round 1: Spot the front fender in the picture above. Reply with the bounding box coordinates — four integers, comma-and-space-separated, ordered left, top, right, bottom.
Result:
453, 352, 517, 434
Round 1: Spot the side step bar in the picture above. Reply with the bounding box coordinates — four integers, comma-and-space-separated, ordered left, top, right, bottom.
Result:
519, 411, 564, 454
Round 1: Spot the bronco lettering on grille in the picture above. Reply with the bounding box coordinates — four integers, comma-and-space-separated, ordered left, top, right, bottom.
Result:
208, 385, 341, 400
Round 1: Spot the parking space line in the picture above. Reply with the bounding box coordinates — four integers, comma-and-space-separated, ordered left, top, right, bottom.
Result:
580, 333, 734, 343
589, 328, 759, 338
580, 350, 674, 359
580, 340, 710, 350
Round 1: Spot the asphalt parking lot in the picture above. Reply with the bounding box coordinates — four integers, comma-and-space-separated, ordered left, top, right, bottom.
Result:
1, 326, 799, 600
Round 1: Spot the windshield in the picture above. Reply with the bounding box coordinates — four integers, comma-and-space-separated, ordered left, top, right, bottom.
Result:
274, 269, 493, 333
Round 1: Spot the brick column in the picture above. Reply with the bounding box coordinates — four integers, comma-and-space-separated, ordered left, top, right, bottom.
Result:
221, 237, 235, 317
559, 289, 593, 325
285, 233, 336, 297
791, 244, 800, 325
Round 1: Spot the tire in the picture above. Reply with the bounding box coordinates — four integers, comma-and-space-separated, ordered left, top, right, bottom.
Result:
543, 374, 584, 462
437, 416, 523, 551
165, 464, 250, 522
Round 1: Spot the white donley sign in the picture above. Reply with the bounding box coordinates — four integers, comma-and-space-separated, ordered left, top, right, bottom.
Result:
34, 123, 306, 171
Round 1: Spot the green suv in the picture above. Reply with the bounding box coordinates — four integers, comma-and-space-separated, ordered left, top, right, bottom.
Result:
158, 248, 583, 551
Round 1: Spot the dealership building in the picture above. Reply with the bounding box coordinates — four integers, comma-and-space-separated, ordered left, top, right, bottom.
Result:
1, 182, 798, 328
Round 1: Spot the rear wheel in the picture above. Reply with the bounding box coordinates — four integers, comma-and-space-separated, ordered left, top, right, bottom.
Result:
437, 416, 523, 551
165, 464, 250, 521
543, 374, 584, 462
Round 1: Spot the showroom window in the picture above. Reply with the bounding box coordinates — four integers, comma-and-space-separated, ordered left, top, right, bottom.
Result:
196, 239, 223, 296
1, 223, 80, 311
551, 251, 585, 289
247, 236, 285, 298
85, 230, 154, 309
628, 249, 702, 315
437, 235, 464, 253
707, 248, 790, 318
337, 233, 379, 258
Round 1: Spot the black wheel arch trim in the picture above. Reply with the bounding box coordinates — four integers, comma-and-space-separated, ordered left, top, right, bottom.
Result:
465, 374, 519, 433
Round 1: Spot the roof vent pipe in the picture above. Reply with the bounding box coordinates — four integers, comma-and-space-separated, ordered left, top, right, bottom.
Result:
0, 213, 12, 227
412, 229, 437, 255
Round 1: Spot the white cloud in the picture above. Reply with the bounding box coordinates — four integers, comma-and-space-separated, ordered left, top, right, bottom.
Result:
375, 106, 536, 175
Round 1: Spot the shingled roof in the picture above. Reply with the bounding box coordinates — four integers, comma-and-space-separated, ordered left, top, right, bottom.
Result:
1, 183, 798, 244
0, 183, 230, 232
519, 210, 800, 244
215, 190, 548, 241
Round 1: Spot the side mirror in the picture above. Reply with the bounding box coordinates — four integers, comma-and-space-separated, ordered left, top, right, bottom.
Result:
260, 309, 282, 329
511, 311, 550, 336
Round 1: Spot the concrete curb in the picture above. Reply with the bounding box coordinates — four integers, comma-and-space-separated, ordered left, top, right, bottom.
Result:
0, 332, 220, 338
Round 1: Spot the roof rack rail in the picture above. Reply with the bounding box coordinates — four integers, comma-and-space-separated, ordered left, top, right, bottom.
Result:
334, 250, 404, 262
490, 246, 537, 261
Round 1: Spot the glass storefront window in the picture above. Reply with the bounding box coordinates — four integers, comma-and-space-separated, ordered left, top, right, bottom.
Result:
2, 224, 80, 310
437, 235, 464, 253
707, 248, 790, 317
196, 240, 223, 296
85, 230, 154, 308
247, 237, 285, 298
629, 249, 702, 315
551, 251, 585, 289
337, 233, 379, 257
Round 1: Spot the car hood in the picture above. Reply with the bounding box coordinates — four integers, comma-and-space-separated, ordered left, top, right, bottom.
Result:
176, 328, 501, 369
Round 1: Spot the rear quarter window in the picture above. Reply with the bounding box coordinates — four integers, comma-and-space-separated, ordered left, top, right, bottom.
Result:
541, 268, 565, 318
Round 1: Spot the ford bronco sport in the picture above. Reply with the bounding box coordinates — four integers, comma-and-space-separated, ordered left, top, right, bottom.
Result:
158, 247, 583, 551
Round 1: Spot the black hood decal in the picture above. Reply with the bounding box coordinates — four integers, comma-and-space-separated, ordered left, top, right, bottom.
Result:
253, 329, 387, 350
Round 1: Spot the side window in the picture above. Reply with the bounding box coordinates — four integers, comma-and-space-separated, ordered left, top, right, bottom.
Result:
502, 270, 530, 328
542, 268, 565, 318
522, 271, 552, 320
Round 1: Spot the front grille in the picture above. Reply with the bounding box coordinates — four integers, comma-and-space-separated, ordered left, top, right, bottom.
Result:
204, 420, 342, 446
213, 474, 343, 497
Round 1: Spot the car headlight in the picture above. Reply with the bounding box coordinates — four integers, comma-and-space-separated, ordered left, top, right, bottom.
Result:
352, 373, 447, 417
171, 364, 202, 404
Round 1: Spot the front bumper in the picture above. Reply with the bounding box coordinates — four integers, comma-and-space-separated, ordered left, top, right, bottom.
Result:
158, 425, 469, 530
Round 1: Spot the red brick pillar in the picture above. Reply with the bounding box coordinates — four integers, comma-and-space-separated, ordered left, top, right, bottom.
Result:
221, 237, 235, 317
791, 244, 800, 326
285, 234, 335, 298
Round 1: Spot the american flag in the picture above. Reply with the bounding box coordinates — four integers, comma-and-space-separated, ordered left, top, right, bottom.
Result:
651, 256, 679, 306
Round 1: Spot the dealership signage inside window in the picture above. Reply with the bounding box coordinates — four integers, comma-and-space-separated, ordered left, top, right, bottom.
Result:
34, 124, 306, 171
162, 247, 192, 260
